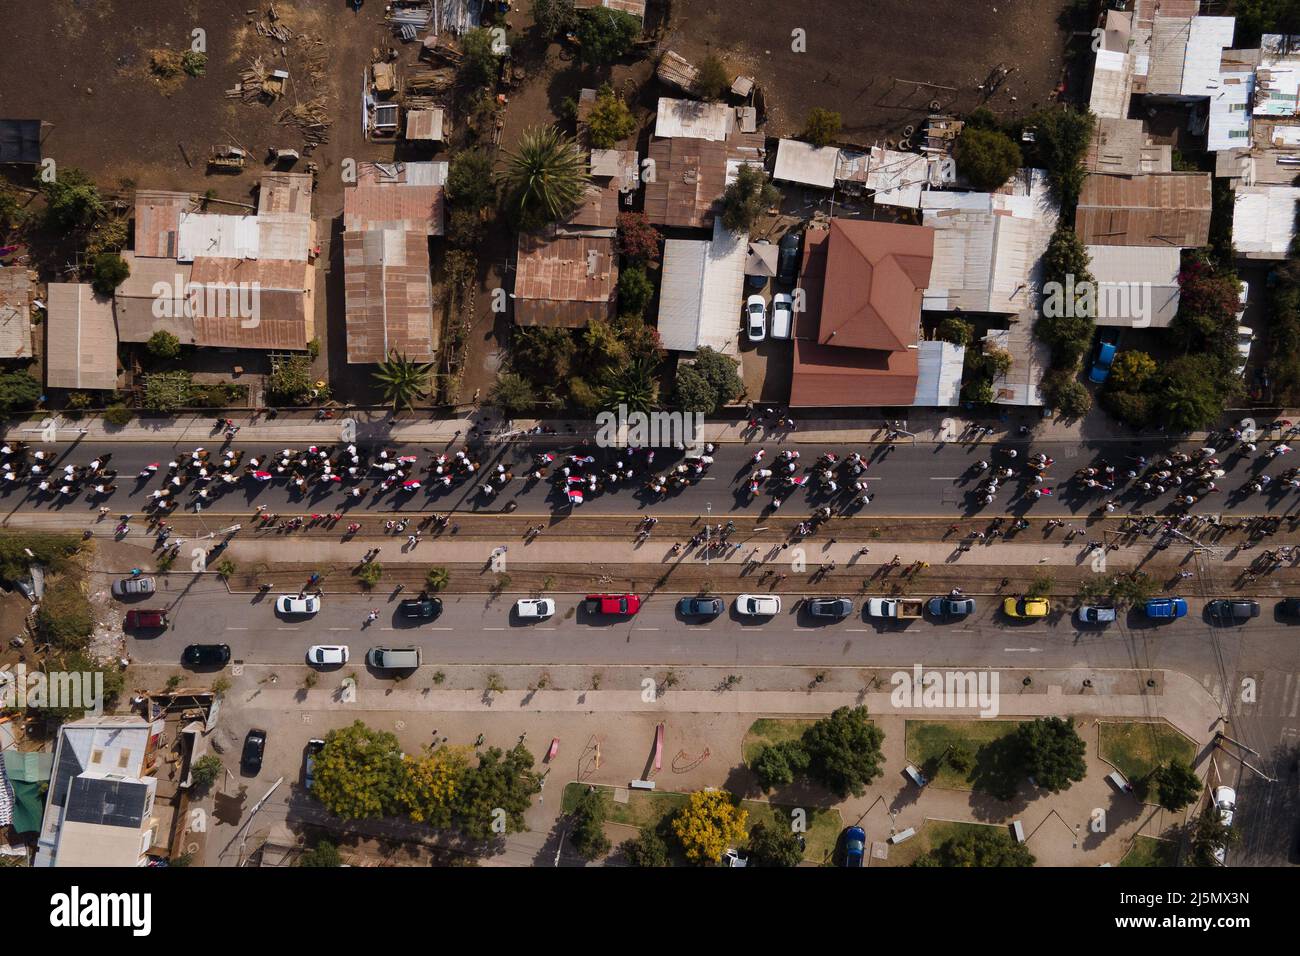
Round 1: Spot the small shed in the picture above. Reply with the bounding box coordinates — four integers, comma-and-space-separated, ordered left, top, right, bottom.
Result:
773, 139, 838, 189
405, 108, 445, 142
745, 241, 779, 278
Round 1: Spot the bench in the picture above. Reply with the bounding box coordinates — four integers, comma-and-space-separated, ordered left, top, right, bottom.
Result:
888, 828, 916, 845
629, 779, 656, 791
1011, 820, 1026, 843
904, 764, 928, 788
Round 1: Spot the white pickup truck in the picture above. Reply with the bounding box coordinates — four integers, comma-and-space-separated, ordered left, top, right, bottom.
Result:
865, 598, 924, 619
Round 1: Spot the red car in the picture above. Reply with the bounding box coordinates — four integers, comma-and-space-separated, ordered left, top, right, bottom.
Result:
125, 609, 168, 630
584, 593, 641, 616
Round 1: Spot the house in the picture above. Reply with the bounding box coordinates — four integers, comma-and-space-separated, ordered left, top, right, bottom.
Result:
1075, 172, 1213, 248
34, 715, 163, 868
557, 149, 638, 236
405, 108, 445, 143
790, 218, 935, 407
773, 139, 839, 190
512, 232, 618, 329
1084, 118, 1172, 175
643, 99, 764, 229
341, 161, 446, 364
1233, 185, 1300, 259
1085, 245, 1182, 327
0, 266, 33, 359
1146, 15, 1236, 100
1087, 2, 1206, 119
656, 219, 748, 357
45, 283, 118, 391
983, 326, 1049, 407
913, 340, 967, 406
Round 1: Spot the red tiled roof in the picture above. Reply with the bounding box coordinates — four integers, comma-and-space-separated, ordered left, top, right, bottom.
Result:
790, 338, 919, 407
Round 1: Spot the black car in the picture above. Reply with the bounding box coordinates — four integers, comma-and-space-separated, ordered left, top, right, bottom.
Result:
182, 643, 231, 667
807, 597, 853, 620
1278, 597, 1300, 620
241, 729, 267, 775
927, 596, 976, 620
777, 231, 803, 285
303, 738, 325, 791
1208, 599, 1261, 625
677, 596, 724, 620
398, 597, 442, 620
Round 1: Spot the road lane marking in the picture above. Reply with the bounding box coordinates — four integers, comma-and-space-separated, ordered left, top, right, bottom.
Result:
226, 627, 249, 631
1004, 647, 1042, 652
276, 627, 299, 631
635, 627, 660, 631
328, 627, 350, 631
484, 627, 505, 631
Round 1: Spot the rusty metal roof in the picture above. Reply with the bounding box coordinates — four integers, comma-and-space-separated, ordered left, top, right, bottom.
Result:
344, 182, 445, 236
45, 283, 118, 391
513, 233, 617, 329
187, 257, 313, 350
642, 132, 764, 229
257, 172, 313, 216
1076, 172, 1212, 247
342, 229, 435, 364
133, 190, 191, 259
0, 266, 32, 359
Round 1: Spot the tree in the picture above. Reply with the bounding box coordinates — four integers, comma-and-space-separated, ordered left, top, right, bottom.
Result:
568, 786, 612, 860
147, 330, 182, 361
1015, 716, 1087, 793
425, 566, 450, 592
616, 212, 661, 262
35, 579, 94, 653
460, 27, 501, 88
373, 352, 433, 411
0, 370, 41, 416
720, 164, 780, 233
1152, 758, 1202, 813
447, 150, 497, 212
143, 370, 195, 412
189, 754, 223, 789
671, 789, 748, 865
914, 828, 1035, 867
936, 317, 974, 347
1107, 350, 1156, 393
750, 740, 810, 790
586, 85, 636, 148
90, 253, 130, 297
0, 184, 24, 234
602, 357, 658, 414
357, 562, 383, 588
693, 55, 730, 101
801, 706, 886, 798
32, 649, 123, 723
490, 371, 536, 415
452, 744, 543, 839
956, 127, 1022, 192
803, 107, 842, 148
1042, 370, 1092, 419
617, 265, 654, 318
512, 326, 575, 384
298, 840, 343, 867
692, 346, 743, 408
531, 0, 577, 36
673, 362, 719, 414
42, 168, 104, 231
398, 745, 471, 826
1024, 106, 1094, 211
621, 828, 670, 867
104, 404, 133, 427
447, 207, 485, 250
574, 7, 641, 65
311, 721, 407, 820
746, 821, 803, 867
1190, 800, 1239, 866
1158, 356, 1226, 431
499, 126, 591, 227
267, 355, 315, 406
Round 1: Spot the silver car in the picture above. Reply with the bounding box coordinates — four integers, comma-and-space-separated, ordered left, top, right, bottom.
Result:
112, 576, 156, 598
1076, 604, 1117, 626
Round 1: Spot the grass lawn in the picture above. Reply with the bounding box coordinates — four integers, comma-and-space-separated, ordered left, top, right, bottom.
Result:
904, 720, 1023, 792
878, 819, 998, 867
561, 782, 842, 865
1099, 721, 1197, 798
1120, 836, 1180, 867
741, 717, 816, 764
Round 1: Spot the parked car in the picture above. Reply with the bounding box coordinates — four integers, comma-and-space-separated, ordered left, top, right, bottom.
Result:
303, 738, 325, 792
865, 598, 924, 619
926, 596, 976, 620
124, 609, 168, 630
276, 594, 320, 616
1208, 599, 1260, 625
1003, 596, 1050, 618
678, 596, 724, 620
515, 598, 556, 619
745, 294, 767, 342
1235, 325, 1254, 375
306, 645, 349, 667
1236, 281, 1249, 321
583, 593, 641, 616
241, 729, 267, 775
112, 576, 156, 598
182, 643, 230, 667
366, 646, 421, 670
1213, 786, 1236, 865
1277, 597, 1300, 620
842, 826, 866, 868
1076, 604, 1117, 626
1088, 329, 1120, 384
807, 597, 853, 620
398, 597, 442, 620
770, 293, 793, 339
777, 230, 803, 285
1145, 597, 1187, 620
736, 593, 781, 618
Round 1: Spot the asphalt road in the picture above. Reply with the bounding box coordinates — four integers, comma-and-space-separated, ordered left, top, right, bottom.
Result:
6, 435, 1300, 519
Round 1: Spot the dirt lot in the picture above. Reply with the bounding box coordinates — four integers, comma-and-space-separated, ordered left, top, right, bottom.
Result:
663, 0, 1072, 140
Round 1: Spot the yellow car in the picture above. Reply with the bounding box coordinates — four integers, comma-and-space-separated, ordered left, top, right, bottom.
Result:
1003, 596, 1050, 618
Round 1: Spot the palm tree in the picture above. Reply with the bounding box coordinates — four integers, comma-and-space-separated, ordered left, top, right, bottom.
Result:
602, 358, 658, 415
425, 567, 450, 593
499, 126, 591, 226
372, 351, 433, 410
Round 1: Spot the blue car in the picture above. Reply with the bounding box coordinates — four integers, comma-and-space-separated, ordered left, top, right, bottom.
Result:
1145, 597, 1188, 620
843, 826, 865, 867
1089, 332, 1120, 384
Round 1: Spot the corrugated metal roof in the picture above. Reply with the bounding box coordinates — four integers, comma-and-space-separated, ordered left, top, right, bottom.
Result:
344, 182, 445, 236
1148, 15, 1234, 97
1085, 244, 1182, 327
0, 265, 33, 359
177, 212, 260, 262
1076, 172, 1212, 247
773, 139, 838, 189
1207, 72, 1253, 151
343, 229, 435, 363
913, 339, 965, 406
406, 109, 445, 141
188, 257, 313, 349
655, 98, 735, 141
258, 211, 313, 261
257, 172, 313, 216
985, 323, 1047, 407
922, 201, 1035, 314
513, 233, 617, 328
45, 283, 118, 391
1233, 184, 1300, 258
133, 190, 191, 259
112, 253, 197, 344
862, 148, 929, 208
643, 132, 764, 228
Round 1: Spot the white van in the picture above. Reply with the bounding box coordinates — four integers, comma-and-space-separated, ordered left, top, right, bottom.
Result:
367, 646, 422, 670
770, 293, 793, 339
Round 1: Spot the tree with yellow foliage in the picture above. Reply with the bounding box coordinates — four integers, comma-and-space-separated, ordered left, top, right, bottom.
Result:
398, 745, 472, 827
671, 789, 748, 865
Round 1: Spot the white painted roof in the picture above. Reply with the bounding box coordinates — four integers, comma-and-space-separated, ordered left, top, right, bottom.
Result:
177, 212, 260, 262
654, 98, 734, 141
773, 139, 838, 189
1085, 244, 1182, 328
1233, 185, 1300, 257
1207, 72, 1254, 152
913, 340, 965, 406
656, 219, 747, 355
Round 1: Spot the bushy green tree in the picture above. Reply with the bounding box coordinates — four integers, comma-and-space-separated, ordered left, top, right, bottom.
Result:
298, 840, 343, 867
621, 828, 669, 867
1153, 759, 1202, 812
0, 370, 41, 416
801, 706, 886, 798
936, 317, 974, 347
956, 127, 1022, 191
311, 722, 407, 820
586, 85, 636, 148
617, 265, 654, 318
461, 27, 502, 88
616, 212, 661, 262
490, 371, 536, 415
1015, 716, 1087, 793
751, 739, 811, 790
90, 253, 129, 297
746, 822, 803, 867
447, 150, 498, 212
531, 0, 577, 36
914, 828, 1035, 867
42, 168, 104, 230
720, 164, 780, 233
568, 787, 612, 860
147, 330, 182, 361
803, 108, 842, 148
574, 7, 641, 65
453, 744, 543, 840
693, 55, 730, 101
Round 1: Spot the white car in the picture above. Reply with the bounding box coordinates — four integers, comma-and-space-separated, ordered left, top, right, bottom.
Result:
1235, 325, 1254, 376
736, 593, 781, 617
770, 293, 793, 339
745, 294, 767, 342
1236, 281, 1249, 322
1212, 786, 1236, 865
276, 594, 321, 616
515, 598, 556, 619
306, 645, 349, 666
